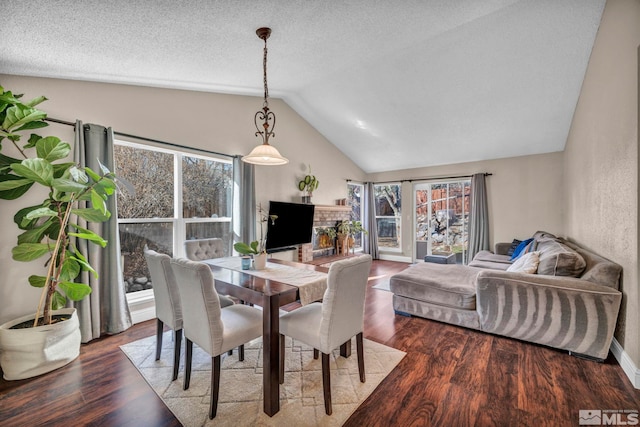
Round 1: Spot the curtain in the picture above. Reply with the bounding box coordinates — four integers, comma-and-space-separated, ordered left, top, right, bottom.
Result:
468, 173, 490, 262
233, 156, 256, 247
363, 182, 380, 259
73, 121, 132, 342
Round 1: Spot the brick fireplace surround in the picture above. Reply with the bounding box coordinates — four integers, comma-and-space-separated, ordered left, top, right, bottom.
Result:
298, 204, 352, 262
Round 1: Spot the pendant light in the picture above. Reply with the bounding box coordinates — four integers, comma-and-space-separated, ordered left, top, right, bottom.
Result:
242, 27, 289, 165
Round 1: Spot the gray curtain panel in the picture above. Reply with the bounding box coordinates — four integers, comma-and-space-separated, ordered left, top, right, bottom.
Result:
73, 121, 132, 342
363, 182, 380, 259
233, 156, 256, 247
467, 173, 490, 262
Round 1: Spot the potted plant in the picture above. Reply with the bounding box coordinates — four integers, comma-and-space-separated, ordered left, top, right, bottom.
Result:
0, 85, 117, 380
337, 220, 367, 255
233, 203, 277, 270
297, 164, 319, 204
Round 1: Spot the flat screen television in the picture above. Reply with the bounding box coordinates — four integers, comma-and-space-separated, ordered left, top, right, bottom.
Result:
265, 201, 315, 252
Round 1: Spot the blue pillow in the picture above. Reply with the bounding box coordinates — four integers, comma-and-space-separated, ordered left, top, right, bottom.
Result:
510, 238, 533, 261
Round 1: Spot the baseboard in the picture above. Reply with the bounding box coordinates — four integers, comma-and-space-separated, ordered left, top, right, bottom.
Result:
610, 337, 640, 389
379, 254, 412, 263
127, 292, 156, 325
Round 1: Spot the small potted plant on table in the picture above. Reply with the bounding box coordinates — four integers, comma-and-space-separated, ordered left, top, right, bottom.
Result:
233, 203, 277, 270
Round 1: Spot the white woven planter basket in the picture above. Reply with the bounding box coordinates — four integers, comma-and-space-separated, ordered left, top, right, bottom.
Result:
0, 308, 81, 380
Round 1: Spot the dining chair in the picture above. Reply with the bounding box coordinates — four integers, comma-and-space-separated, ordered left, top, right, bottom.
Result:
278, 254, 373, 415
184, 238, 234, 308
144, 248, 236, 381
169, 257, 263, 419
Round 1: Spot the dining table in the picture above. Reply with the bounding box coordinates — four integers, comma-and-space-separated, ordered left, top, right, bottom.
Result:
204, 258, 332, 417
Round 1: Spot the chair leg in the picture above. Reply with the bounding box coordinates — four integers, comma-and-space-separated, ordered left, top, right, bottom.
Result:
356, 332, 365, 383
155, 319, 164, 360
209, 355, 221, 419
313, 348, 319, 360
321, 352, 332, 415
184, 339, 193, 390
239, 344, 245, 361
172, 329, 182, 381
279, 334, 285, 384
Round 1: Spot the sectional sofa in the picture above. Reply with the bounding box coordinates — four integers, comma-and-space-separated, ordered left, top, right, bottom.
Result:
389, 232, 623, 360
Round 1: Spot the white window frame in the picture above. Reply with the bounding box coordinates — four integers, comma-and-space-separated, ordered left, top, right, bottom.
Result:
115, 140, 233, 308
374, 183, 402, 253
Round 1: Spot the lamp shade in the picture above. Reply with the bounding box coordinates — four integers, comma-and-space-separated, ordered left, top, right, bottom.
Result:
241, 143, 289, 165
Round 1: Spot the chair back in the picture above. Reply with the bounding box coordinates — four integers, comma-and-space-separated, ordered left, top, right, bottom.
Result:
319, 255, 372, 351
184, 238, 225, 261
170, 258, 224, 355
144, 248, 182, 330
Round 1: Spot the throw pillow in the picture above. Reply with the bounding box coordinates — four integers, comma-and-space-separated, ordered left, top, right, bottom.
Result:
506, 239, 521, 256
507, 251, 540, 274
510, 238, 533, 261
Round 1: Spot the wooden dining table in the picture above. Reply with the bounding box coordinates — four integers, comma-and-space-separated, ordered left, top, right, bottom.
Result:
205, 258, 329, 417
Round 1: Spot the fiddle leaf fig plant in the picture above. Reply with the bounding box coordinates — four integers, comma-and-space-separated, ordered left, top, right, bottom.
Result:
0, 85, 117, 326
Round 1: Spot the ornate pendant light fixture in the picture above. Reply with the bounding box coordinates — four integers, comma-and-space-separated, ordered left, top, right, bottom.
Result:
242, 27, 289, 165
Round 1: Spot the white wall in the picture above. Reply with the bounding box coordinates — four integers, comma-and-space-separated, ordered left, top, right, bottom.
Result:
0, 74, 367, 325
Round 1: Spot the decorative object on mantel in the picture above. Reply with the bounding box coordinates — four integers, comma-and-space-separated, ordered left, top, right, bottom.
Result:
0, 85, 118, 380
298, 164, 319, 204
241, 27, 289, 166
233, 203, 277, 270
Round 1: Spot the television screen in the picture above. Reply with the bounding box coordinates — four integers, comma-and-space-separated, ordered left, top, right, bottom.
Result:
265, 201, 315, 252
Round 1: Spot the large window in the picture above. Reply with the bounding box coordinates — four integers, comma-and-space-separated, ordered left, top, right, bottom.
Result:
374, 183, 401, 251
114, 141, 233, 294
347, 182, 364, 248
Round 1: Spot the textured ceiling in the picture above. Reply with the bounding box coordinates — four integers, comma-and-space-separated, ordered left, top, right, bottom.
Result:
1, 0, 605, 173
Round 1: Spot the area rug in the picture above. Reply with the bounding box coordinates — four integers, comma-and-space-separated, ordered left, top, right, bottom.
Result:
371, 277, 391, 292
120, 332, 405, 426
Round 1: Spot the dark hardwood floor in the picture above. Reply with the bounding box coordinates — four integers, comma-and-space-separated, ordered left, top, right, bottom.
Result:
1, 259, 638, 426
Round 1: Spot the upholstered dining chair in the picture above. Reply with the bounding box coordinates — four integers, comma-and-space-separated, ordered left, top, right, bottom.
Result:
184, 238, 225, 261
143, 248, 235, 382
278, 254, 373, 415
184, 238, 234, 309
169, 257, 263, 419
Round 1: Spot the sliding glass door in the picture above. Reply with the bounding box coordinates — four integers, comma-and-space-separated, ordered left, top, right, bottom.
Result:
414, 180, 471, 263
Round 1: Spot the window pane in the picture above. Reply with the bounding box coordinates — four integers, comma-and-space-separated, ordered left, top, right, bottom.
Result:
114, 145, 174, 219
185, 222, 233, 257
120, 222, 173, 293
374, 184, 401, 249
182, 156, 232, 218
347, 183, 364, 248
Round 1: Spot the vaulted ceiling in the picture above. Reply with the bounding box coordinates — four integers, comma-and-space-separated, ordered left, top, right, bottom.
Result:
1, 0, 605, 173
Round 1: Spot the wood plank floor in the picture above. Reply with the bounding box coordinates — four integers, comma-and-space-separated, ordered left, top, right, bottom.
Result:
1, 260, 638, 426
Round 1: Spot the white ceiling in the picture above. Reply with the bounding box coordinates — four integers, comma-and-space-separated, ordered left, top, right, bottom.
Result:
1, 0, 605, 173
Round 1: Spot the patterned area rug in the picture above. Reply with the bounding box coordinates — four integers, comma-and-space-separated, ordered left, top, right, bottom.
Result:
120, 332, 405, 426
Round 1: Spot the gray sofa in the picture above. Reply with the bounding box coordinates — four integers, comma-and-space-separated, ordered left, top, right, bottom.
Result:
390, 232, 622, 360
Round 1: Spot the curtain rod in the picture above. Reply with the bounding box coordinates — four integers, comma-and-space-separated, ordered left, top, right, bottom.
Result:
347, 172, 492, 185
45, 117, 235, 159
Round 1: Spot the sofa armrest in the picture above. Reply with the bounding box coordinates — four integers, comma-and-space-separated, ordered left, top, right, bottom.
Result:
475, 270, 621, 359
494, 242, 512, 256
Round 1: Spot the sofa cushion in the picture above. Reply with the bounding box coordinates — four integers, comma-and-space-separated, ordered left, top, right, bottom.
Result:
472, 250, 512, 264
390, 263, 479, 310
468, 259, 511, 270
510, 238, 534, 260
536, 238, 586, 277
506, 251, 540, 274
506, 239, 521, 256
